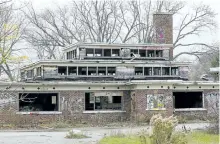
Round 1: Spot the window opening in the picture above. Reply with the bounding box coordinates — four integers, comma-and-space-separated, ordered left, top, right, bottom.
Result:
98, 67, 106, 75
58, 67, 67, 75
78, 67, 87, 75
68, 67, 77, 75
135, 67, 143, 75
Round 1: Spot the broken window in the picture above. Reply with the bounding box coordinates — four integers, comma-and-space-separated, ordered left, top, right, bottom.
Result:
147, 50, 154, 57
130, 49, 138, 54
86, 49, 94, 57
85, 92, 122, 110
88, 67, 97, 76
112, 49, 120, 57
98, 67, 106, 75
139, 50, 146, 57
58, 67, 67, 75
153, 67, 161, 75
19, 93, 58, 111
147, 94, 165, 110
107, 67, 116, 75
144, 67, 152, 76
104, 49, 111, 57
135, 67, 143, 75
95, 49, 102, 56
162, 67, 170, 75
78, 67, 87, 75
171, 67, 179, 75
27, 69, 34, 78
68, 67, 77, 75
155, 50, 163, 57
173, 92, 203, 109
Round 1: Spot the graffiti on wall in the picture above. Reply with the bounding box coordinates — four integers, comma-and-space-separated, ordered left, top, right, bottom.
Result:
146, 94, 165, 110
206, 91, 219, 115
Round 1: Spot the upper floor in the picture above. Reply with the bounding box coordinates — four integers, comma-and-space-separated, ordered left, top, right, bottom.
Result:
63, 43, 173, 61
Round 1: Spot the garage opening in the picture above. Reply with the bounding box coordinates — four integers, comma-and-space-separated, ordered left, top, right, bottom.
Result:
173, 92, 203, 109
19, 93, 58, 111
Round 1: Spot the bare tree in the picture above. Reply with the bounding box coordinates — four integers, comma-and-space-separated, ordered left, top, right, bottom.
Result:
23, 0, 217, 60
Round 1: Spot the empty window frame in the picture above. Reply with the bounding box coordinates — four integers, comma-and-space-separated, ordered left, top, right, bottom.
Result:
27, 69, 34, 78
162, 67, 170, 75
78, 67, 87, 75
130, 49, 138, 54
68, 67, 77, 75
104, 49, 111, 57
155, 50, 163, 57
135, 67, 143, 75
88, 67, 97, 76
19, 93, 58, 111
36, 67, 41, 76
173, 92, 203, 109
171, 67, 179, 75
95, 49, 102, 56
98, 67, 106, 75
58, 67, 67, 75
85, 92, 122, 110
139, 49, 146, 57
153, 67, 161, 75
21, 71, 25, 80
147, 50, 155, 57
86, 49, 94, 57
144, 67, 152, 76
112, 49, 120, 57
107, 67, 116, 75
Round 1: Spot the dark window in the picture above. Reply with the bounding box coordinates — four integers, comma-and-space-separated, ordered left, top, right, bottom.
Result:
173, 92, 203, 108
88, 67, 97, 76
153, 67, 161, 75
107, 67, 116, 75
131, 49, 138, 54
78, 67, 87, 75
139, 50, 146, 57
156, 50, 163, 57
135, 67, 143, 75
147, 50, 155, 57
112, 49, 120, 56
113, 96, 121, 103
36, 67, 41, 76
144, 67, 152, 76
19, 93, 58, 111
104, 49, 111, 57
68, 67, 77, 75
98, 67, 106, 75
95, 49, 102, 56
85, 92, 94, 110
162, 67, 170, 75
86, 49, 94, 57
171, 67, 179, 75
58, 67, 67, 75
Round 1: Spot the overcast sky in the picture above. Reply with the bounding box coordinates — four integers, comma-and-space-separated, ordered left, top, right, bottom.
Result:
16, 0, 220, 62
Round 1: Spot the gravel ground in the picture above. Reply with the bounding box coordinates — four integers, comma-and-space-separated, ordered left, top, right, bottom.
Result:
0, 123, 210, 144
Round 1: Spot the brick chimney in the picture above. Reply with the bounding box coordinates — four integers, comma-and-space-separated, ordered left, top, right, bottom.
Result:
153, 13, 173, 60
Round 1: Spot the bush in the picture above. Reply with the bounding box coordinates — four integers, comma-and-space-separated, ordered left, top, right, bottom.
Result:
140, 114, 187, 144
65, 130, 89, 139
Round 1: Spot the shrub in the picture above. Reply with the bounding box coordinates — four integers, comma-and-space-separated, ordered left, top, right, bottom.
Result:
65, 130, 89, 139
142, 114, 187, 144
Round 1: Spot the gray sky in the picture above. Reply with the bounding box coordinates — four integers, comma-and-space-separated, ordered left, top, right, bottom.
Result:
16, 0, 220, 62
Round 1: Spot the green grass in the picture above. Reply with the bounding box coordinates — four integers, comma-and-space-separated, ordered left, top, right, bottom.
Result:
98, 131, 219, 144
65, 131, 90, 139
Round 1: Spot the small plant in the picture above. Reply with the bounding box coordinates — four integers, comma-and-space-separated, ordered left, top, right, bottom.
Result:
65, 130, 89, 139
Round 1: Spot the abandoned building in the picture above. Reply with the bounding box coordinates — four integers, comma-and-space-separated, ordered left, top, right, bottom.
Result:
0, 13, 219, 123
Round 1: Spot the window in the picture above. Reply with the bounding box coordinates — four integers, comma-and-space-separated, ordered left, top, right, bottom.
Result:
162, 67, 170, 75
104, 49, 111, 56
139, 50, 146, 57
88, 67, 97, 76
78, 67, 87, 75
107, 67, 116, 75
130, 49, 138, 54
171, 67, 179, 75
98, 67, 106, 75
135, 67, 143, 75
112, 49, 120, 57
147, 94, 165, 110
173, 92, 203, 109
68, 67, 77, 75
153, 67, 161, 75
21, 72, 25, 80
86, 49, 94, 57
27, 69, 33, 78
58, 67, 67, 75
19, 93, 58, 111
155, 50, 163, 57
95, 49, 102, 56
85, 92, 122, 110
144, 67, 152, 76
36, 67, 41, 76
147, 50, 154, 57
